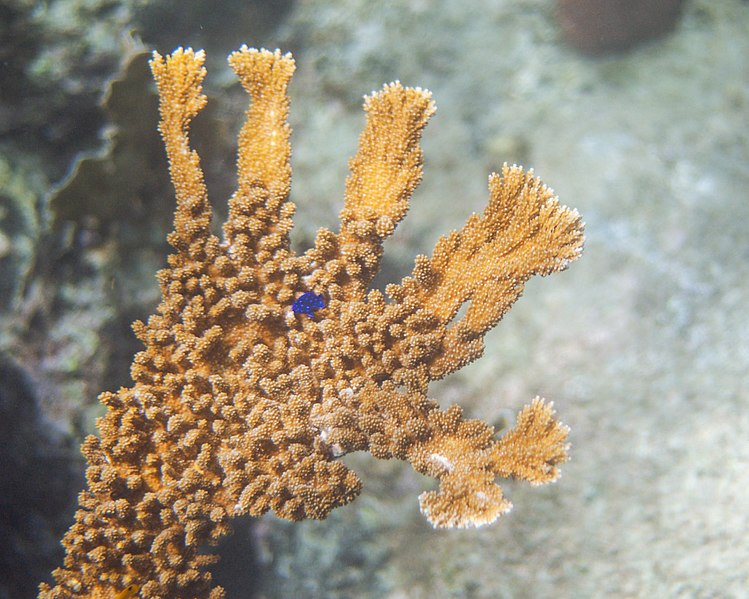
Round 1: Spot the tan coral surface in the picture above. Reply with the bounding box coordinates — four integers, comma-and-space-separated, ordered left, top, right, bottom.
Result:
39, 46, 583, 599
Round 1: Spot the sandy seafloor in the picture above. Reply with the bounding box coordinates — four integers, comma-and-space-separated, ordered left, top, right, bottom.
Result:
1, 1, 748, 598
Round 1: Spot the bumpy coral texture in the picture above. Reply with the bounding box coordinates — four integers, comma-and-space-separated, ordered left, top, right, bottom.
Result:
39, 47, 584, 598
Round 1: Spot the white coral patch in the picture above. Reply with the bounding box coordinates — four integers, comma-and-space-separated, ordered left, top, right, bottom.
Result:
428, 453, 453, 472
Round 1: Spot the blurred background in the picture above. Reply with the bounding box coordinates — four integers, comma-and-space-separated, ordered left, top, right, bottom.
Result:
1, 0, 747, 597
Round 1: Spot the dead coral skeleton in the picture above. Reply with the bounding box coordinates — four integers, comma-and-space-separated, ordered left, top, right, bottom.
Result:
40, 46, 584, 599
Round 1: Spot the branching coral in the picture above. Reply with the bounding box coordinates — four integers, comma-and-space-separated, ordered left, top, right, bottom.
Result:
39, 46, 584, 599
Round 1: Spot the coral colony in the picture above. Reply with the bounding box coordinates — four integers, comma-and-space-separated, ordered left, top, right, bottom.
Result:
40, 47, 584, 598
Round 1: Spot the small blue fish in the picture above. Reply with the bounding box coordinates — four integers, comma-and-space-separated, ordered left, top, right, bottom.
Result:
292, 291, 326, 317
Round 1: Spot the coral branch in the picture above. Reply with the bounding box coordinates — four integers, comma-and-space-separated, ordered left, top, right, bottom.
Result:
150, 49, 212, 257
330, 82, 436, 295
224, 47, 295, 266
492, 398, 571, 484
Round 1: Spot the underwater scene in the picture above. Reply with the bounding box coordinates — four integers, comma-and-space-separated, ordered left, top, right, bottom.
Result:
1, 0, 748, 597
